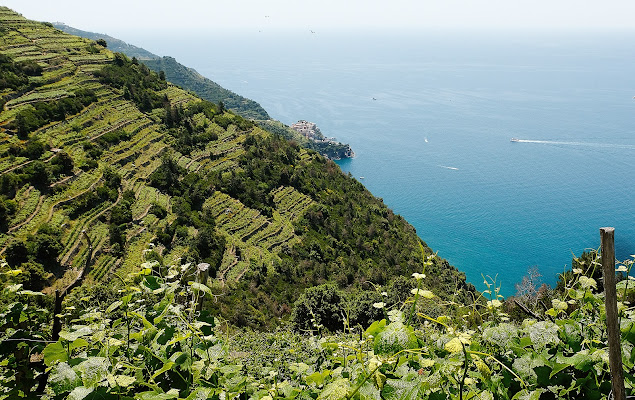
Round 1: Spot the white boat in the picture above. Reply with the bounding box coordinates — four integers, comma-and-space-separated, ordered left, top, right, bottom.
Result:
510, 138, 520, 142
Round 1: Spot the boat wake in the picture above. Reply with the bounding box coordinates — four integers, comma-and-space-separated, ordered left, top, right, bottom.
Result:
512, 139, 635, 150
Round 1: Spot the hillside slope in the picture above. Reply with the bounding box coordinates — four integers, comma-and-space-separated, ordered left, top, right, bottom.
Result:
53, 23, 358, 159
141, 56, 271, 120
0, 7, 474, 328
52, 22, 270, 120
52, 22, 157, 59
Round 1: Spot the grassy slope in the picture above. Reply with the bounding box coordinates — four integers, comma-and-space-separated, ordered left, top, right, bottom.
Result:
0, 7, 474, 328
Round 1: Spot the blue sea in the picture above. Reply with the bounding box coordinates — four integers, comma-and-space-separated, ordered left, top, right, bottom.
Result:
128, 30, 635, 295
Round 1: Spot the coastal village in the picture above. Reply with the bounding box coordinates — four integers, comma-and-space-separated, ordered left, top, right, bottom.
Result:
290, 120, 331, 142
290, 120, 355, 159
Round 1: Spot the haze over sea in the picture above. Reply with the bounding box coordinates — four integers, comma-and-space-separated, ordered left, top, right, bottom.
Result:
131, 30, 635, 295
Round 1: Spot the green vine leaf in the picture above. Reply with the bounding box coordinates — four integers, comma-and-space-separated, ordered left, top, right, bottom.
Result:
189, 281, 212, 296
382, 379, 420, 400
77, 357, 110, 388
306, 370, 331, 386
445, 337, 464, 353
136, 390, 179, 400
184, 387, 213, 400
151, 361, 175, 380
153, 301, 171, 325
59, 326, 92, 342
113, 374, 136, 388
67, 386, 94, 400
69, 338, 89, 351
549, 362, 569, 378
358, 381, 381, 400
511, 388, 544, 400
144, 275, 161, 291
43, 341, 68, 366
106, 300, 123, 313
317, 378, 350, 400
373, 321, 418, 355
17, 289, 44, 296
48, 362, 81, 394
167, 332, 192, 346
129, 311, 154, 330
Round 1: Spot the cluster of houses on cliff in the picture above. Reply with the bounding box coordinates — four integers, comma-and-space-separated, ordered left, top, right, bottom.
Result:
290, 120, 337, 143
289, 120, 355, 160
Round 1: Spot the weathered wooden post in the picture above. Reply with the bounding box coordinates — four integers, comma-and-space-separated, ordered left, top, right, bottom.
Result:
82, 230, 92, 275
195, 263, 210, 312
52, 289, 62, 341
37, 289, 63, 393
601, 227, 625, 400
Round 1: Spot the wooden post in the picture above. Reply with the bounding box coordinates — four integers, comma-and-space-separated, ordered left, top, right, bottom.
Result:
601, 227, 625, 400
52, 289, 62, 341
82, 230, 93, 276
197, 262, 210, 284
195, 263, 210, 312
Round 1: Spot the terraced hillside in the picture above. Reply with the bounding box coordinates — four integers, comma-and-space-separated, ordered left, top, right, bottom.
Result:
53, 22, 270, 120
0, 7, 474, 328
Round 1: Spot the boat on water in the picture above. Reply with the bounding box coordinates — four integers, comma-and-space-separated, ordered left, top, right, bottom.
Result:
510, 138, 520, 142
359, 176, 365, 179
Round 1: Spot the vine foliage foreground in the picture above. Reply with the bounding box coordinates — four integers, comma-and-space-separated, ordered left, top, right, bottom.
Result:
1, 251, 635, 399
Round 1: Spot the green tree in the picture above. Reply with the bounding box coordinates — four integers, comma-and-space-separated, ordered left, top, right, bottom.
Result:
5, 240, 28, 266
50, 151, 74, 175
0, 196, 16, 229
195, 225, 225, 275
28, 225, 63, 270
110, 204, 132, 226
291, 283, 344, 333
103, 167, 122, 189
15, 106, 42, 138
24, 139, 46, 159
23, 160, 49, 186
15, 261, 49, 291
0, 172, 19, 197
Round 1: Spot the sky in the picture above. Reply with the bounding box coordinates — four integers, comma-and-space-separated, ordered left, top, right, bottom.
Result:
2, 0, 635, 37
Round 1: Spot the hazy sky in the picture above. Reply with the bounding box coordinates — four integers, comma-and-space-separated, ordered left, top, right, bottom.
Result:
2, 0, 634, 36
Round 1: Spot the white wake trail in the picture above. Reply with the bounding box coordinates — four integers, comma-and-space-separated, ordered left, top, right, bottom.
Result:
515, 139, 635, 150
